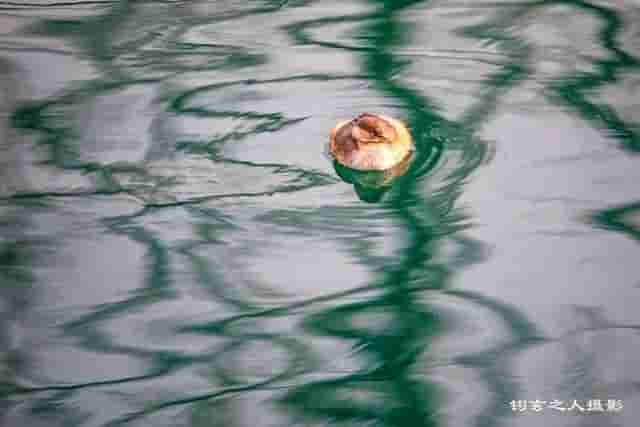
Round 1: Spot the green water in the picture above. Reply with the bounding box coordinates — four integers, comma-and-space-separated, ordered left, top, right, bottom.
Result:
1, 1, 639, 426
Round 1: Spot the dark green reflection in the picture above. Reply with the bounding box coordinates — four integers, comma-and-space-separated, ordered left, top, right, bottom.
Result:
333, 153, 416, 203
279, 0, 548, 426
544, 0, 640, 152
3, 1, 638, 427
591, 201, 640, 242
281, 0, 478, 426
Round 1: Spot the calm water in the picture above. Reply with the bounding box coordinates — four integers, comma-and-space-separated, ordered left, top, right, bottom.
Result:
1, 0, 640, 426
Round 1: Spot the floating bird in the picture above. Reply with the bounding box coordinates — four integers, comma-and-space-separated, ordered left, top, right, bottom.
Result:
329, 113, 413, 171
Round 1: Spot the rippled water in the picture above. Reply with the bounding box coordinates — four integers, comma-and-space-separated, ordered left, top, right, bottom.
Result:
1, 1, 640, 426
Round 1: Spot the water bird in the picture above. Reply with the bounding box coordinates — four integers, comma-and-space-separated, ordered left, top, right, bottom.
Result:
329, 113, 413, 171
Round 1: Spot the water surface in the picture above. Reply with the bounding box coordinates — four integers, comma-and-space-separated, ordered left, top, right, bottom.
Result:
1, 1, 640, 427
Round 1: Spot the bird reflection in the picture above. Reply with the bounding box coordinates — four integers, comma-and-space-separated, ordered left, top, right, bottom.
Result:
333, 154, 413, 203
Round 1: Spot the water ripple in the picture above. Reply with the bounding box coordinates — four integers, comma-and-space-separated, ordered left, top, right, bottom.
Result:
2, 1, 640, 427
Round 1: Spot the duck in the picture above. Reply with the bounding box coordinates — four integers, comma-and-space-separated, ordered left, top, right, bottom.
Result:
329, 113, 413, 171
